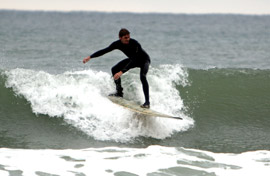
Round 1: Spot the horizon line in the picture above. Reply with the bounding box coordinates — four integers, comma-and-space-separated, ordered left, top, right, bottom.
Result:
1, 8, 270, 16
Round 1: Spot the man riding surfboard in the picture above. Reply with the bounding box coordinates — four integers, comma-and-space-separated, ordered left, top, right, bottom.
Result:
83, 28, 151, 108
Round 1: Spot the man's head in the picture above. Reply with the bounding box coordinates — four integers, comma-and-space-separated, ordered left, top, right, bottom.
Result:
119, 28, 130, 44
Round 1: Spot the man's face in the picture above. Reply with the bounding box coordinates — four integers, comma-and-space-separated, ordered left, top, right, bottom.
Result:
120, 34, 130, 44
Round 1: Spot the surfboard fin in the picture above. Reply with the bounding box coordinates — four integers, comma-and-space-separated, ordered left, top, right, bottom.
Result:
172, 117, 183, 120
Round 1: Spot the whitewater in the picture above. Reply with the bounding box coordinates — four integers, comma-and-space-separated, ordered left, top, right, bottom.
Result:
1, 146, 270, 176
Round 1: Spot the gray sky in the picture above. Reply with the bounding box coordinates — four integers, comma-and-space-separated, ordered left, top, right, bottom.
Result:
1, 0, 270, 14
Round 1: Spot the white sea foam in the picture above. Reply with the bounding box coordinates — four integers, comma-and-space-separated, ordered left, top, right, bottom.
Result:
0, 146, 269, 176
5, 65, 193, 142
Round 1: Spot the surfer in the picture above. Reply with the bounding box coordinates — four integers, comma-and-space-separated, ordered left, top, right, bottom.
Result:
83, 28, 151, 108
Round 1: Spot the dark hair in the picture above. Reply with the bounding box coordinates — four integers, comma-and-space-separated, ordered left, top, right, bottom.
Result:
119, 28, 130, 37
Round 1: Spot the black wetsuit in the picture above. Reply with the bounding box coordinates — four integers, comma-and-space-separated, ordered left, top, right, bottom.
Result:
90, 38, 150, 104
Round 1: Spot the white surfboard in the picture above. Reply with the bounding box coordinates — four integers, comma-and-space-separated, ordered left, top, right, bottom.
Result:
108, 96, 182, 120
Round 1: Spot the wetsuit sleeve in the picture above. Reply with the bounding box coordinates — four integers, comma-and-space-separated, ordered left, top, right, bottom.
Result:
90, 42, 116, 58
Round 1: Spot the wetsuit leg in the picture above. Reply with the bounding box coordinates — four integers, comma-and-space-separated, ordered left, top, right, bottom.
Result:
111, 58, 150, 104
140, 61, 150, 105
111, 58, 132, 94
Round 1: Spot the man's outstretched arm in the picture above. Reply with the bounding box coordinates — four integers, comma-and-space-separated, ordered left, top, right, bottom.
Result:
83, 56, 91, 63
83, 42, 117, 64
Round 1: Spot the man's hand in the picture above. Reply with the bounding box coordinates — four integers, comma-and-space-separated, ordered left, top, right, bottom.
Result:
83, 56, 91, 64
113, 71, 123, 80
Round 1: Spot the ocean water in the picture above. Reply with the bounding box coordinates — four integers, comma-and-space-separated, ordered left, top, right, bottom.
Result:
0, 10, 270, 176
